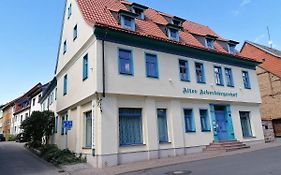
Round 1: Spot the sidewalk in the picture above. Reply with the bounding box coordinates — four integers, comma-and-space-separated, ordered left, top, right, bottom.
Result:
62, 141, 281, 175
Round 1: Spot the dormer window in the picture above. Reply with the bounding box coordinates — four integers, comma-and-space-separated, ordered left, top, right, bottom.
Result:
119, 10, 138, 31
171, 16, 184, 27
228, 44, 236, 54
131, 3, 148, 20
168, 28, 179, 41
205, 38, 215, 49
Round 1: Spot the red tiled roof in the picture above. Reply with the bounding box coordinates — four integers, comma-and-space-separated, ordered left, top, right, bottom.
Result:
241, 41, 281, 78
76, 0, 257, 63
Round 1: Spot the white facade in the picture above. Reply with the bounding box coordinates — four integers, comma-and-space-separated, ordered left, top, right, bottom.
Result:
53, 0, 264, 168
11, 109, 29, 135
30, 92, 43, 114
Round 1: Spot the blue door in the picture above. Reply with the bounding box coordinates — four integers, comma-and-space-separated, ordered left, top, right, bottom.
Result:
215, 110, 228, 141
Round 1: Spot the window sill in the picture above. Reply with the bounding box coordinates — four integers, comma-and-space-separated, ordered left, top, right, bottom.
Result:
120, 72, 134, 76
227, 85, 235, 88
147, 75, 159, 79
186, 130, 196, 133
120, 143, 146, 147
244, 87, 251, 90
82, 147, 92, 150
159, 141, 171, 144
201, 130, 211, 132
197, 81, 206, 84
181, 79, 190, 82
83, 77, 88, 81
243, 136, 256, 139
216, 84, 224, 87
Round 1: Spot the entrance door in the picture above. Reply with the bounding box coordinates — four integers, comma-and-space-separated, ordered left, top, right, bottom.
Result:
215, 110, 228, 141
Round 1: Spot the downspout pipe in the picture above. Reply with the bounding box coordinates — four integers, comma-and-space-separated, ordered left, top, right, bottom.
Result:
102, 30, 108, 98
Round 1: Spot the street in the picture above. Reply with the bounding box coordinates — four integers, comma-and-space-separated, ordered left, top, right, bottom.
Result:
121, 146, 281, 175
0, 142, 62, 175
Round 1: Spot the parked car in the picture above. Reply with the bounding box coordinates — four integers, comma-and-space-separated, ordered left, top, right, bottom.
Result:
16, 133, 27, 143
0, 134, 5, 141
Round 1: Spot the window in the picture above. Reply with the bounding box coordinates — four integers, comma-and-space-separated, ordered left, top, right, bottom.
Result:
168, 28, 179, 41
121, 15, 135, 31
55, 88, 57, 100
63, 74, 68, 96
32, 98, 35, 106
73, 25, 77, 41
25, 113, 28, 118
242, 71, 251, 89
83, 54, 88, 80
63, 40, 67, 54
157, 109, 168, 143
240, 112, 252, 138
20, 115, 23, 122
61, 115, 65, 135
225, 68, 234, 87
184, 109, 195, 132
214, 66, 224, 86
206, 38, 214, 49
200, 109, 210, 132
195, 62, 205, 83
119, 108, 142, 145
179, 59, 190, 81
228, 44, 236, 54
85, 111, 92, 148
38, 94, 41, 102
55, 116, 58, 133
145, 53, 158, 78
67, 3, 72, 19
132, 7, 144, 20
118, 49, 133, 75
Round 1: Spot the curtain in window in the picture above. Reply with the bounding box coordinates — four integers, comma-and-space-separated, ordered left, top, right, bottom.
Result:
146, 54, 158, 77
157, 109, 168, 142
119, 49, 132, 74
119, 108, 142, 145
85, 112, 92, 147
240, 112, 252, 137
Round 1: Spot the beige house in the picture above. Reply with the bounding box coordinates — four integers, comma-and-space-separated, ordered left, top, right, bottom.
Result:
54, 0, 264, 168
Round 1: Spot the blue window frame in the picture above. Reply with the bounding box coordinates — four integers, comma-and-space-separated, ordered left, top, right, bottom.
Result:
240, 111, 252, 138
200, 109, 211, 132
73, 25, 77, 41
82, 54, 88, 80
179, 59, 190, 81
206, 38, 214, 49
119, 108, 143, 146
168, 28, 179, 41
242, 71, 251, 89
214, 66, 224, 86
118, 49, 133, 75
67, 3, 72, 19
145, 53, 158, 78
195, 62, 205, 83
225, 68, 234, 87
63, 40, 67, 54
120, 15, 135, 31
184, 109, 195, 132
63, 74, 67, 96
228, 44, 236, 54
157, 109, 169, 143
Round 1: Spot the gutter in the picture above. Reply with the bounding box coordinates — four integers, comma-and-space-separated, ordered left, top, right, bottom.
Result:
102, 29, 108, 98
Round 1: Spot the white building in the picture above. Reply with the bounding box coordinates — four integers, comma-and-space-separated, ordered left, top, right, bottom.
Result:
54, 0, 264, 168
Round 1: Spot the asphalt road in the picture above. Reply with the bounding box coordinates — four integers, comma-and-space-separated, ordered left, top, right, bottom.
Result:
0, 142, 62, 175
121, 146, 281, 175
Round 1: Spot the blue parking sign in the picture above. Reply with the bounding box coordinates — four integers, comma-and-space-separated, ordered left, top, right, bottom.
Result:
63, 121, 73, 129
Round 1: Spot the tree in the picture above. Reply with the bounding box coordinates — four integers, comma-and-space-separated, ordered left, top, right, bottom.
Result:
21, 111, 55, 148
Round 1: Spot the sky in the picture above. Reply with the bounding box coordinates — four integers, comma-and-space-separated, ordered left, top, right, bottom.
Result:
0, 0, 280, 105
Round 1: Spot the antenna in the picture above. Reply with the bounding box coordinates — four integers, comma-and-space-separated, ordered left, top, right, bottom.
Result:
267, 26, 272, 48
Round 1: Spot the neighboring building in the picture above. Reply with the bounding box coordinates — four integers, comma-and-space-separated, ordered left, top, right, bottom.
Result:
54, 0, 264, 167
241, 41, 281, 142
30, 83, 48, 114
2, 102, 15, 136
0, 105, 4, 134
11, 83, 43, 135
39, 78, 59, 145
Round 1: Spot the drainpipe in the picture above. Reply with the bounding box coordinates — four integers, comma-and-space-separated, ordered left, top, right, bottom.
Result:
102, 29, 108, 98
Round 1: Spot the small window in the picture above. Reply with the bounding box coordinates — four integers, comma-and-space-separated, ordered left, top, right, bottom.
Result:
145, 53, 158, 78
133, 7, 144, 20
228, 44, 236, 54
206, 38, 214, 49
225, 68, 234, 87
200, 109, 210, 132
38, 94, 41, 102
73, 25, 77, 41
61, 115, 65, 135
55, 88, 57, 100
63, 74, 68, 96
20, 115, 23, 122
32, 98, 35, 106
179, 59, 190, 81
195, 62, 205, 83
63, 40, 67, 54
82, 54, 88, 80
68, 3, 72, 19
85, 111, 92, 148
121, 15, 135, 31
214, 66, 224, 86
168, 28, 179, 41
240, 111, 252, 138
157, 109, 168, 143
242, 71, 251, 89
118, 49, 133, 75
184, 109, 195, 132
55, 116, 58, 133
119, 108, 143, 145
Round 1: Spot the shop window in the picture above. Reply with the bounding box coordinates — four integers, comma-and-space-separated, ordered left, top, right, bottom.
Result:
200, 109, 210, 132
240, 111, 253, 137
157, 109, 168, 143
184, 109, 195, 132
85, 111, 92, 148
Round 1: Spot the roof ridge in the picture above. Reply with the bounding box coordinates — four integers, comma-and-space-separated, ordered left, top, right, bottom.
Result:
246, 41, 281, 58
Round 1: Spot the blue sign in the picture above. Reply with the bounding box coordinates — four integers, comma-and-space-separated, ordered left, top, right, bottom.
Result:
63, 121, 73, 129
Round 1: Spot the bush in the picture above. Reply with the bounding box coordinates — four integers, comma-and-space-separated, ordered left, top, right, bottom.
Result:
38, 144, 86, 165
5, 134, 16, 141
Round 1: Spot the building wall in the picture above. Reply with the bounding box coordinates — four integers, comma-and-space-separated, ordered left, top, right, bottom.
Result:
0, 109, 3, 134
2, 106, 13, 135
11, 109, 29, 135
30, 92, 43, 114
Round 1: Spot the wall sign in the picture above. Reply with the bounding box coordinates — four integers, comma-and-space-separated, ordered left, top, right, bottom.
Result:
183, 88, 238, 98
